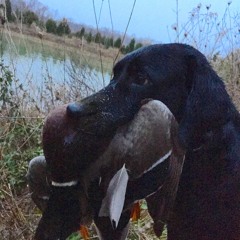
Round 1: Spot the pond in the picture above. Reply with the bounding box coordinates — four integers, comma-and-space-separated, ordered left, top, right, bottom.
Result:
0, 32, 111, 107
2, 51, 110, 89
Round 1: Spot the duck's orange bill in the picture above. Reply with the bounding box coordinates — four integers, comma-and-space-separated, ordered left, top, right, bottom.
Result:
80, 225, 90, 240
130, 202, 141, 222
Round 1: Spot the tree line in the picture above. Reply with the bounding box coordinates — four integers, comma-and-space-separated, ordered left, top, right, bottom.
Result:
3, 0, 144, 54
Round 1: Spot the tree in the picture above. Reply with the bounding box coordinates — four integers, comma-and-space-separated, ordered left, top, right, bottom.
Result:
94, 32, 102, 43
124, 45, 130, 54
85, 32, 92, 43
108, 37, 114, 47
23, 10, 39, 26
75, 27, 85, 38
46, 18, 57, 34
100, 35, 106, 45
104, 37, 114, 49
80, 27, 85, 37
135, 42, 143, 50
114, 37, 121, 48
56, 19, 71, 36
120, 45, 126, 54
128, 38, 136, 52
0, 4, 5, 24
75, 31, 81, 38
5, 0, 12, 22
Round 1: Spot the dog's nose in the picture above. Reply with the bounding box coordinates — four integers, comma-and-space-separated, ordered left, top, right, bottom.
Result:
66, 102, 97, 118
66, 103, 87, 118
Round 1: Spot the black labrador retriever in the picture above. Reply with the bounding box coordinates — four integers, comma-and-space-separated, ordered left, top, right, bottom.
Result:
67, 43, 240, 240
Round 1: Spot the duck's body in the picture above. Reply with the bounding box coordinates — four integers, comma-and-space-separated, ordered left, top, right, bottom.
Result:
28, 100, 185, 240
95, 100, 175, 178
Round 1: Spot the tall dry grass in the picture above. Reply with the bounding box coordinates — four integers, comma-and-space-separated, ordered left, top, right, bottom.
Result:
172, 1, 240, 108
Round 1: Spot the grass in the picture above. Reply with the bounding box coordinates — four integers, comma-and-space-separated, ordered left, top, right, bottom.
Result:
65, 201, 168, 240
0, 1, 240, 239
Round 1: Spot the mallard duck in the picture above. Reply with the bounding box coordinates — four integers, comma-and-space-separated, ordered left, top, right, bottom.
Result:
29, 100, 185, 240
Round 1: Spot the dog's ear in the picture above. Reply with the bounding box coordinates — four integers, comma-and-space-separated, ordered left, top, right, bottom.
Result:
178, 54, 232, 149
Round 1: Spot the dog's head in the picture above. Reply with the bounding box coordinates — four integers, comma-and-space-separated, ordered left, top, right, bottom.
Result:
68, 43, 233, 149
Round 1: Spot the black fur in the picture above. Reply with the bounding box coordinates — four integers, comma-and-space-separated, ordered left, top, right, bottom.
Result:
68, 43, 240, 240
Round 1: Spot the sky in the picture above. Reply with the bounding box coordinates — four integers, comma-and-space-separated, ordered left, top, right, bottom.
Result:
37, 0, 240, 44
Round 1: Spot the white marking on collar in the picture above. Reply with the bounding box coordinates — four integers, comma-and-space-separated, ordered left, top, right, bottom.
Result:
51, 180, 78, 187
144, 149, 172, 174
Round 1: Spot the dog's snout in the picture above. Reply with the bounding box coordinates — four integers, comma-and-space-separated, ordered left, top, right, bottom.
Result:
66, 103, 85, 117
66, 102, 97, 118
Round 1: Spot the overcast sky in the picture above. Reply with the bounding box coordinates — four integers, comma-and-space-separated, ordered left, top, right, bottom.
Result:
37, 0, 240, 44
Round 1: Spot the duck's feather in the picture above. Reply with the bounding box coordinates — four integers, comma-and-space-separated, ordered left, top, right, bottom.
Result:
99, 164, 129, 228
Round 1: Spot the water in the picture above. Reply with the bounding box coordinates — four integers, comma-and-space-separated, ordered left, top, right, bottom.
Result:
0, 34, 111, 104
2, 50, 110, 91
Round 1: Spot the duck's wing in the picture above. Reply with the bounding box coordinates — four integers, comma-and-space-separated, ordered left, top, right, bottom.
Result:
146, 118, 185, 237
125, 156, 170, 204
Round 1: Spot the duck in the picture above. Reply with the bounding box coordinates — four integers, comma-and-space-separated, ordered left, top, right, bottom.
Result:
28, 99, 185, 240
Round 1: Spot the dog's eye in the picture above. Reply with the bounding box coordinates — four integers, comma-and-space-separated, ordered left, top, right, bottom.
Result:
136, 77, 152, 86
143, 78, 150, 85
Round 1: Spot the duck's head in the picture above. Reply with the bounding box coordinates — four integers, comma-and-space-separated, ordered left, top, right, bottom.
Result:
42, 104, 116, 182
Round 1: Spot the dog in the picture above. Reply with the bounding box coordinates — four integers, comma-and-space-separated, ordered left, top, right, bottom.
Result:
67, 43, 240, 240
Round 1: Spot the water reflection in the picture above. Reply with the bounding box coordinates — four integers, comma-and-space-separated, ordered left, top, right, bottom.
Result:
0, 32, 114, 114
2, 52, 110, 90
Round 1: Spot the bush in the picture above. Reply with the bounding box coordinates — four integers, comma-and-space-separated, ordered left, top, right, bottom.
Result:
1, 118, 43, 187
0, 60, 13, 109
0, 60, 43, 188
